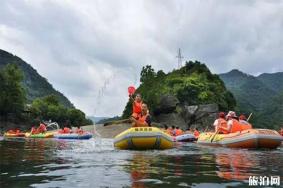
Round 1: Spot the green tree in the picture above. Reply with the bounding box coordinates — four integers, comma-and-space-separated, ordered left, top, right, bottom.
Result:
43, 95, 60, 106
0, 64, 26, 119
67, 108, 85, 127
140, 65, 156, 83
30, 95, 91, 127
84, 118, 93, 125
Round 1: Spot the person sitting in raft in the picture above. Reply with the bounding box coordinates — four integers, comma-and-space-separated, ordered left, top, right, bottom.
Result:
279, 128, 283, 136
166, 126, 173, 135
163, 125, 171, 135
175, 127, 183, 136
239, 115, 248, 124
130, 103, 151, 127
76, 126, 84, 134
63, 127, 72, 133
7, 128, 20, 134
58, 127, 72, 134
194, 128, 200, 138
226, 111, 242, 133
170, 126, 176, 136
213, 112, 229, 134
37, 123, 47, 134
239, 114, 252, 130
31, 126, 38, 134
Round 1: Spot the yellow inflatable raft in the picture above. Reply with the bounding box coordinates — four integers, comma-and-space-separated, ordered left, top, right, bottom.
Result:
114, 127, 174, 150
4, 132, 26, 137
197, 129, 283, 149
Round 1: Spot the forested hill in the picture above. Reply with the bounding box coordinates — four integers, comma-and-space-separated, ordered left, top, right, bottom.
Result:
0, 49, 73, 108
219, 69, 283, 129
122, 61, 237, 118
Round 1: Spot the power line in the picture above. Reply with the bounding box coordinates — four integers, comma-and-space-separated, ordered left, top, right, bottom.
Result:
176, 48, 183, 69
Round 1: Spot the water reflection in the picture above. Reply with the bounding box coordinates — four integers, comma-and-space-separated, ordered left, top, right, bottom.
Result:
0, 139, 282, 187
215, 150, 257, 181
129, 154, 151, 188
0, 139, 67, 187
124, 150, 221, 187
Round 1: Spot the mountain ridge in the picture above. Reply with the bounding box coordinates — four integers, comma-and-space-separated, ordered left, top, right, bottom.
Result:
0, 49, 73, 108
219, 69, 283, 129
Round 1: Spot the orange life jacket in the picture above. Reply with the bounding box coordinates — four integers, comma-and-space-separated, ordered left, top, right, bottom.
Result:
166, 129, 171, 135
31, 127, 38, 134
136, 114, 149, 127
8, 130, 15, 134
218, 118, 229, 134
194, 130, 200, 138
76, 128, 84, 134
58, 129, 64, 134
133, 101, 142, 114
38, 123, 47, 133
63, 127, 71, 133
230, 119, 242, 133
171, 129, 176, 136
239, 120, 252, 131
175, 129, 183, 136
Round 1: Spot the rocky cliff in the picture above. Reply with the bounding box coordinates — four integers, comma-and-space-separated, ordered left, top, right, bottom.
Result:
153, 95, 218, 130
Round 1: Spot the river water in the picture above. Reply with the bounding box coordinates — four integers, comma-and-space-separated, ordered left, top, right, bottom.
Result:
0, 137, 282, 188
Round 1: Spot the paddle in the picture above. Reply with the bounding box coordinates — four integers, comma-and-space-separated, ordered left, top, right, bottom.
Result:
204, 125, 209, 132
210, 128, 220, 143
247, 113, 253, 121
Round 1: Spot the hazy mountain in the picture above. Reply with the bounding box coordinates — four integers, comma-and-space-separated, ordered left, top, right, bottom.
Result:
219, 69, 283, 129
257, 72, 283, 93
87, 116, 110, 123
0, 49, 73, 108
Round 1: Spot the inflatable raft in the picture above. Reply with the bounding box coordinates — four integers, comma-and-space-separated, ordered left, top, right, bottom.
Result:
197, 129, 283, 149
54, 133, 92, 140
25, 132, 54, 138
114, 127, 174, 150
4, 132, 26, 137
174, 133, 196, 142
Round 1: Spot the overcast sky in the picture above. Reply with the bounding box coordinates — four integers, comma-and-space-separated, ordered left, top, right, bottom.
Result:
0, 0, 282, 117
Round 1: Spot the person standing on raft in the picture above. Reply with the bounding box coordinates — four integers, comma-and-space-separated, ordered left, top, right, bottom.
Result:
130, 93, 150, 118
130, 93, 143, 119
130, 103, 151, 127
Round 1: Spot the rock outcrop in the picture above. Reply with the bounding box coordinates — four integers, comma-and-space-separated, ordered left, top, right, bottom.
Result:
155, 112, 187, 128
182, 103, 218, 130
155, 95, 180, 114
153, 95, 218, 130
